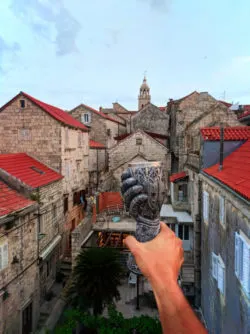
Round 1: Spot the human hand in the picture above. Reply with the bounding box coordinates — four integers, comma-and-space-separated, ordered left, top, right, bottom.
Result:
125, 222, 184, 288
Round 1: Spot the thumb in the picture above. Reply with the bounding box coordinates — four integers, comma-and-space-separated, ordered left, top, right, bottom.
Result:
124, 235, 141, 255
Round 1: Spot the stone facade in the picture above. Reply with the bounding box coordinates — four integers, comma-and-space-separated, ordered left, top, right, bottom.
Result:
131, 103, 169, 136
108, 130, 171, 187
200, 174, 250, 334
0, 206, 40, 334
89, 147, 107, 191
70, 104, 126, 149
0, 93, 89, 257
168, 92, 242, 172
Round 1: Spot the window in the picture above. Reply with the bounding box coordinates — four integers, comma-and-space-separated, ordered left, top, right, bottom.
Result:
203, 191, 209, 222
167, 223, 175, 232
19, 128, 31, 140
235, 232, 250, 296
0, 242, 8, 271
78, 132, 82, 147
20, 99, 25, 108
178, 184, 188, 201
212, 253, 225, 295
177, 225, 189, 241
218, 258, 225, 295
136, 138, 142, 145
73, 192, 80, 206
64, 197, 68, 214
107, 129, 111, 136
52, 204, 57, 219
219, 196, 225, 225
81, 113, 91, 124
38, 215, 43, 234
65, 128, 69, 147
65, 161, 71, 178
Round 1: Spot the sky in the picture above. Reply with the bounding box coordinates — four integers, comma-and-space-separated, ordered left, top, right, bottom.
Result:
0, 0, 250, 111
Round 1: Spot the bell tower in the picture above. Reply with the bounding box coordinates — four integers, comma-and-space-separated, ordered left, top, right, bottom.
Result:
138, 76, 151, 110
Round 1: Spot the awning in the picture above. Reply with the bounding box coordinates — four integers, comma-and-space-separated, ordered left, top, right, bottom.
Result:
169, 171, 188, 183
40, 235, 62, 260
160, 204, 193, 223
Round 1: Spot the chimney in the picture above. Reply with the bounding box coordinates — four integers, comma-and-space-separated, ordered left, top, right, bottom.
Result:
219, 124, 224, 171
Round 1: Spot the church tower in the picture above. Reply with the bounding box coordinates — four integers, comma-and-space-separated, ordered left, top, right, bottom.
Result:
138, 76, 151, 110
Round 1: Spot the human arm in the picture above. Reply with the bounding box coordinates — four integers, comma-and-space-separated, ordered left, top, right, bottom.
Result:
125, 222, 207, 334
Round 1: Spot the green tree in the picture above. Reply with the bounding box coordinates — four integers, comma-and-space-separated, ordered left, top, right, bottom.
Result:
68, 248, 123, 315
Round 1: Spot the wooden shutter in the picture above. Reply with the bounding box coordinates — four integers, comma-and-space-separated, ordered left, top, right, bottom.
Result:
219, 196, 225, 224
242, 239, 250, 296
235, 232, 240, 277
203, 191, 209, 222
2, 243, 8, 269
218, 260, 225, 295
212, 253, 218, 280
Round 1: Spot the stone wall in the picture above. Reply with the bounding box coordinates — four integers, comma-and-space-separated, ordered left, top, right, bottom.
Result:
109, 131, 171, 172
89, 148, 106, 172
0, 210, 40, 333
131, 104, 169, 136
200, 174, 250, 334
71, 215, 93, 267
36, 180, 64, 253
0, 94, 62, 172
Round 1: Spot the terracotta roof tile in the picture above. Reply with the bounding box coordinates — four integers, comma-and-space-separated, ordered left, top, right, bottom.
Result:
89, 140, 105, 149
0, 92, 88, 131
200, 127, 250, 141
203, 140, 250, 200
169, 171, 188, 182
238, 105, 250, 119
0, 153, 63, 188
77, 104, 126, 126
0, 181, 35, 217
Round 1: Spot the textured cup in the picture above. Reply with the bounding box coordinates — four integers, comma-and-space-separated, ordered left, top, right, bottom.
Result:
121, 161, 165, 274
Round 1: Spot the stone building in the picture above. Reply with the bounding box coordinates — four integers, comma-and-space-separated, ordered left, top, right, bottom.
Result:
0, 92, 89, 256
168, 91, 242, 173
0, 180, 39, 334
199, 135, 250, 334
0, 153, 64, 305
160, 171, 194, 302
238, 105, 250, 125
88, 139, 107, 192
108, 130, 171, 187
69, 103, 127, 149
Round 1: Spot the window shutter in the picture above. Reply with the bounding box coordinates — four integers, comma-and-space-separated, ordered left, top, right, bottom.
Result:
242, 240, 250, 296
218, 261, 225, 295
203, 191, 209, 221
235, 232, 240, 277
89, 112, 91, 123
219, 196, 225, 224
2, 243, 8, 269
239, 238, 244, 281
212, 253, 218, 280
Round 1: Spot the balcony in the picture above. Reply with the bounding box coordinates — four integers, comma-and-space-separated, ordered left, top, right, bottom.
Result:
186, 153, 200, 171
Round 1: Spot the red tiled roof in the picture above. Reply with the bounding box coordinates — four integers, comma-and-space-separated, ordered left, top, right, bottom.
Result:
0, 153, 63, 188
200, 127, 250, 141
158, 106, 166, 111
0, 181, 35, 217
114, 131, 168, 141
89, 140, 105, 149
0, 92, 88, 131
203, 140, 250, 200
78, 104, 125, 126
169, 171, 188, 182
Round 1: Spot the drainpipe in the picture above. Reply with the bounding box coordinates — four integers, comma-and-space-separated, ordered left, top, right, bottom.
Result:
219, 125, 224, 171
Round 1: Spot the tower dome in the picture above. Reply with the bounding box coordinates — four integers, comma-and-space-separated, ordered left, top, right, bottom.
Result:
138, 76, 151, 110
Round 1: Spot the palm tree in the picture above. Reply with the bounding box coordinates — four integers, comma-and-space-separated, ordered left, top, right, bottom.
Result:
68, 247, 123, 315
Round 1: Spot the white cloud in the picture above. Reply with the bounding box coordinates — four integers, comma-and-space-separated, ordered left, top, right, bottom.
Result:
10, 0, 81, 56
138, 0, 171, 11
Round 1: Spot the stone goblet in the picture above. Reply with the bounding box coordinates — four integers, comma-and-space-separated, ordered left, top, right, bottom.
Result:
121, 161, 166, 275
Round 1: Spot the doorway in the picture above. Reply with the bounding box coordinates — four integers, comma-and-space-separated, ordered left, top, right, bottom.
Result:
22, 302, 32, 334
